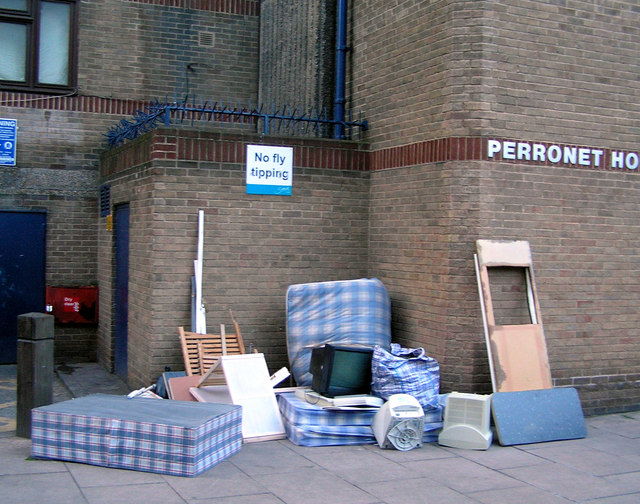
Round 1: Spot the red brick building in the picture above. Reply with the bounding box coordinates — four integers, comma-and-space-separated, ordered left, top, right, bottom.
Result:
2, 0, 639, 415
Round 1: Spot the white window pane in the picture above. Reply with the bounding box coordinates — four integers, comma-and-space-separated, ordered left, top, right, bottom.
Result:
0, 23, 27, 82
38, 2, 70, 86
0, 1, 27, 10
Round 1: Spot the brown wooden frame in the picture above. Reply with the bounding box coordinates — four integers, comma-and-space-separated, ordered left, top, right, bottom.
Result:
474, 239, 552, 393
178, 311, 245, 377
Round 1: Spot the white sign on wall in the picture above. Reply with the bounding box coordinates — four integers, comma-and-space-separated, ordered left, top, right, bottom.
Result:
0, 118, 17, 166
246, 145, 293, 195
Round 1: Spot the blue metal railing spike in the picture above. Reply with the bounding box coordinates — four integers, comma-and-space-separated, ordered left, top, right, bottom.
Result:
105, 98, 367, 148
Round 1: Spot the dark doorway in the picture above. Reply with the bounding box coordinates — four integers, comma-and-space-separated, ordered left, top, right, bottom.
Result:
113, 204, 129, 379
0, 211, 46, 364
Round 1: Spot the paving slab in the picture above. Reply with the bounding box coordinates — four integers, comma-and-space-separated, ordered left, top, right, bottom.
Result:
447, 442, 547, 470
582, 494, 640, 504
225, 439, 317, 476
361, 476, 477, 504
403, 455, 523, 494
0, 436, 67, 476
502, 460, 625, 502
469, 485, 574, 504
82, 482, 185, 504
55, 362, 130, 397
162, 459, 266, 500
66, 459, 166, 487
250, 466, 380, 504
0, 472, 88, 504
287, 443, 425, 485
528, 441, 640, 476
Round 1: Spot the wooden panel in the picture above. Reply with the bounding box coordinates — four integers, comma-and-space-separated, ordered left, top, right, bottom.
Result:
476, 239, 533, 267
167, 375, 201, 401
489, 324, 552, 392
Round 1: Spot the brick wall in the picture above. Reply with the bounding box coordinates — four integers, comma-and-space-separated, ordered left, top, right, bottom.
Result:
356, 1, 640, 414
351, 1, 640, 150
99, 128, 370, 387
369, 160, 490, 395
350, 0, 488, 149
482, 1, 640, 148
80, 0, 260, 103
1, 0, 260, 364
0, 189, 99, 364
259, 0, 335, 117
4, 0, 640, 414
478, 159, 640, 415
0, 105, 111, 363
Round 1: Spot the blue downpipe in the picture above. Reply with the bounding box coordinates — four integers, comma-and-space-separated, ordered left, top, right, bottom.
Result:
333, 0, 348, 139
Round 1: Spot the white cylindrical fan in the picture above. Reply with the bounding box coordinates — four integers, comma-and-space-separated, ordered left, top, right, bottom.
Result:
371, 394, 424, 451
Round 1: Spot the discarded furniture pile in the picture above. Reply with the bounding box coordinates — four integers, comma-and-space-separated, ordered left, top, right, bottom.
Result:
30, 241, 587, 477
281, 278, 443, 448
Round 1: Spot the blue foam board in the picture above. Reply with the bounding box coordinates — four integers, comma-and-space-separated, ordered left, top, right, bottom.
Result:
492, 387, 587, 446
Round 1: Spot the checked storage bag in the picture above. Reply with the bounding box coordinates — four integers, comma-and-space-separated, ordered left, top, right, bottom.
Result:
371, 343, 441, 413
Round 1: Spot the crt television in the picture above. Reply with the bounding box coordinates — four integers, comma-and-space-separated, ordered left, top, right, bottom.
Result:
309, 344, 374, 397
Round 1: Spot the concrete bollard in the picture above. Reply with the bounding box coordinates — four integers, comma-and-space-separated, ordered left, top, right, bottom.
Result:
16, 313, 54, 438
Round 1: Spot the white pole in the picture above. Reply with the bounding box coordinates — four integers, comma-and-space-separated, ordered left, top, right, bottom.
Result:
195, 209, 207, 333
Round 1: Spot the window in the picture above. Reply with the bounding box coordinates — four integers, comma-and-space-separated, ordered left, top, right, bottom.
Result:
0, 0, 77, 93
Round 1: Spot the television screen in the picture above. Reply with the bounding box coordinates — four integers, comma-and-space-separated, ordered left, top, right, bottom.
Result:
310, 344, 374, 397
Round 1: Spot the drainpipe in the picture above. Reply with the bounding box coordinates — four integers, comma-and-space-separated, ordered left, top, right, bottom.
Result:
333, 0, 348, 139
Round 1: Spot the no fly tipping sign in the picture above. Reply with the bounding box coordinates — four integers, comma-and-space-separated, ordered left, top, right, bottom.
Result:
0, 118, 17, 166
246, 144, 293, 195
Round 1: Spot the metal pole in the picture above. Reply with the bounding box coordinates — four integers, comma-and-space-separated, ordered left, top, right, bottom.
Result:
333, 0, 348, 139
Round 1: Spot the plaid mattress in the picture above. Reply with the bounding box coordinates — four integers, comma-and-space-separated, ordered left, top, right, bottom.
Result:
278, 392, 443, 447
31, 394, 242, 477
286, 278, 392, 386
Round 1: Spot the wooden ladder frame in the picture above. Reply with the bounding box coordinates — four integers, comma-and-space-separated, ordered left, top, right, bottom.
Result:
474, 239, 552, 393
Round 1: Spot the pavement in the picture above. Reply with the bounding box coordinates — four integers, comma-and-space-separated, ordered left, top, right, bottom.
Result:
0, 364, 639, 504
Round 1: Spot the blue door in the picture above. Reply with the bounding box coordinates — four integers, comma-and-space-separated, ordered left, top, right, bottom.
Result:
114, 204, 129, 379
0, 211, 46, 364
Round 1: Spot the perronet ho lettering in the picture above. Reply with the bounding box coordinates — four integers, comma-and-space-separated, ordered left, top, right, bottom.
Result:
487, 139, 640, 170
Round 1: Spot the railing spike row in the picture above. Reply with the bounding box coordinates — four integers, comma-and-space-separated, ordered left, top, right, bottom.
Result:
106, 98, 368, 148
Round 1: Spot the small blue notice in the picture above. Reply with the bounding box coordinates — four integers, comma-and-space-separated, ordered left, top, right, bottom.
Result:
0, 118, 17, 166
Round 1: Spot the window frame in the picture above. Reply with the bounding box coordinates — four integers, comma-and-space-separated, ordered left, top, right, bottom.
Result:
0, 0, 78, 94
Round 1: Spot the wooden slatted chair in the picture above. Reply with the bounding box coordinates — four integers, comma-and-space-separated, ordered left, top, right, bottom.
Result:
179, 310, 245, 386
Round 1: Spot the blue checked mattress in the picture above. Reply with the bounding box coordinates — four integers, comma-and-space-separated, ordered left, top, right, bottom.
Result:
277, 392, 443, 446
286, 278, 392, 386
31, 394, 242, 477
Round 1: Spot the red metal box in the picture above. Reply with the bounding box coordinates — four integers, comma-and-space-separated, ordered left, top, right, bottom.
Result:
45, 286, 98, 324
